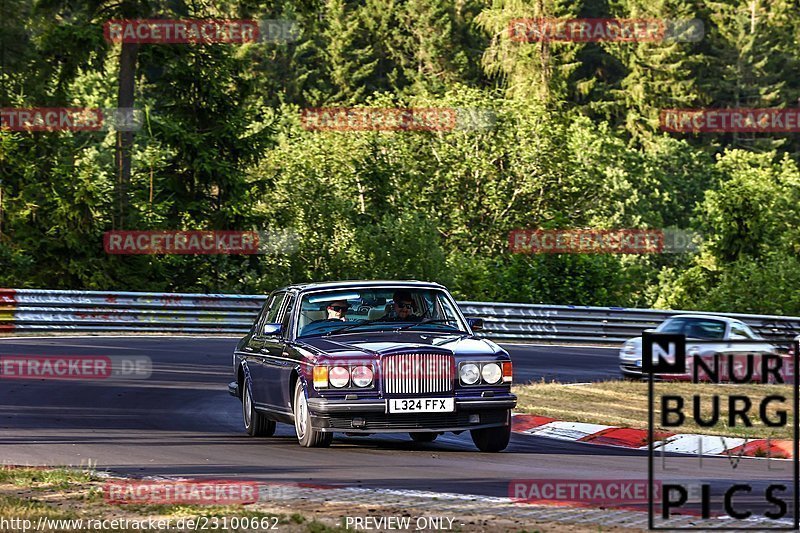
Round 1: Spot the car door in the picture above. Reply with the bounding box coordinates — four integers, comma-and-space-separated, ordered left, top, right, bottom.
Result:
239, 297, 271, 372
248, 292, 285, 409
727, 321, 780, 380
728, 322, 767, 352
260, 293, 296, 414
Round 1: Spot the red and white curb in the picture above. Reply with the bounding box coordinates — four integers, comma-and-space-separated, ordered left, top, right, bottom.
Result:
512, 414, 793, 459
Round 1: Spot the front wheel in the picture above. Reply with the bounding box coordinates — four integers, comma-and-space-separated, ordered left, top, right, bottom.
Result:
243, 379, 276, 437
293, 381, 332, 448
470, 423, 511, 452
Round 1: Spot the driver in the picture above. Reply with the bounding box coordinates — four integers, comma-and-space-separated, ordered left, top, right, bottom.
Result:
325, 300, 349, 321
385, 290, 422, 322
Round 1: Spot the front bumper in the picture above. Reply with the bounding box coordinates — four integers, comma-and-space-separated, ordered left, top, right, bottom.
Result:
619, 362, 643, 377
306, 395, 516, 413
307, 394, 516, 433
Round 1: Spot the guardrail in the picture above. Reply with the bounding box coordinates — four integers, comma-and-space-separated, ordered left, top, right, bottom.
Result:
1, 288, 799, 344
458, 302, 800, 344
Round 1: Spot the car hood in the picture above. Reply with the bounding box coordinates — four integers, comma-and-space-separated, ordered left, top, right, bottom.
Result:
298, 331, 504, 358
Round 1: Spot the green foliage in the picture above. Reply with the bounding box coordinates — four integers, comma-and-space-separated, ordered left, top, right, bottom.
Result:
656, 251, 800, 315
2, 0, 800, 315
653, 149, 800, 313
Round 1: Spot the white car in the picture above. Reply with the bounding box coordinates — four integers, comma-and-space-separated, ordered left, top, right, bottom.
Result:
619, 314, 776, 379
788, 334, 800, 357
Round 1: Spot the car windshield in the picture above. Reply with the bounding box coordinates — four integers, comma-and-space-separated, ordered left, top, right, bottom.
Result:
296, 287, 466, 337
656, 317, 727, 340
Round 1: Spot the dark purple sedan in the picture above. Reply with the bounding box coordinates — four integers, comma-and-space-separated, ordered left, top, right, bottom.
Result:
229, 280, 516, 451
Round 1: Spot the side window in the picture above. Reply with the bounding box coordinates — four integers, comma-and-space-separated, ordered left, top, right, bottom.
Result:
731, 323, 754, 339
659, 319, 685, 334
265, 292, 286, 324
254, 297, 273, 332
436, 294, 460, 323
279, 295, 296, 337
741, 324, 760, 340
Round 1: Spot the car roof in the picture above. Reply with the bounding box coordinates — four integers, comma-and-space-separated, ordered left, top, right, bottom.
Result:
667, 314, 742, 324
274, 280, 446, 293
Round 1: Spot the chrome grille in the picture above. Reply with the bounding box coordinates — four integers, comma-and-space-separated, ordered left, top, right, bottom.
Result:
382, 353, 454, 394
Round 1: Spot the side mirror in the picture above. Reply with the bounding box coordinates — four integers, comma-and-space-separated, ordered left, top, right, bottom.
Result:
467, 318, 484, 332
262, 323, 282, 336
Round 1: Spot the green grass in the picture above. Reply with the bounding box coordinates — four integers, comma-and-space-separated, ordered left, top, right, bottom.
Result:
0, 467, 97, 486
0, 468, 356, 532
117, 503, 289, 521
308, 521, 349, 533
0, 494, 78, 520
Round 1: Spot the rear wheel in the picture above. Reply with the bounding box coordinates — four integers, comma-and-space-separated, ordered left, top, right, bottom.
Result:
410, 432, 438, 443
243, 379, 276, 437
293, 381, 333, 448
470, 422, 511, 452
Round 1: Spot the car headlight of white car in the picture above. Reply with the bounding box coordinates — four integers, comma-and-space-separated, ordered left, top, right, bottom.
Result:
620, 340, 637, 358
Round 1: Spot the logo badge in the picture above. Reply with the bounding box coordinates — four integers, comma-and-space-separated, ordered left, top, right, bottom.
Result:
642, 332, 686, 374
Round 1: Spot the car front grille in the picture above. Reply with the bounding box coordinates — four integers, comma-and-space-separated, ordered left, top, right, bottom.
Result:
381, 353, 454, 395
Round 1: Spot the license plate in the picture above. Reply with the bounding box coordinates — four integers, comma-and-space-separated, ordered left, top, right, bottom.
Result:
388, 398, 455, 413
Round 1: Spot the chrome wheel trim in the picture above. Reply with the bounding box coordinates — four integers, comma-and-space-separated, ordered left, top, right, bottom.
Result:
294, 386, 308, 439
243, 381, 252, 428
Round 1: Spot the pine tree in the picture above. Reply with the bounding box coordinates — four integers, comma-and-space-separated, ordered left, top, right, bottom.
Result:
698, 0, 800, 153
475, 0, 582, 102
600, 0, 705, 142
320, 0, 380, 103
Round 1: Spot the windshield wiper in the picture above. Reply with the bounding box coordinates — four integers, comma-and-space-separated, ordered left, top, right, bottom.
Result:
395, 319, 459, 332
324, 318, 389, 336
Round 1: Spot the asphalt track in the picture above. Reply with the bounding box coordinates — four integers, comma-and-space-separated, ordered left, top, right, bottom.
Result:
0, 336, 794, 522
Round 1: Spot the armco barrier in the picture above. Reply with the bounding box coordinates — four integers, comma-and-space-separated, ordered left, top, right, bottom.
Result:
1, 289, 799, 344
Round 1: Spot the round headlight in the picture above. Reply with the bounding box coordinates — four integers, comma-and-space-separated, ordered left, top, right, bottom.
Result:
481, 363, 502, 384
329, 366, 350, 388
351, 365, 373, 387
621, 340, 636, 352
460, 363, 480, 385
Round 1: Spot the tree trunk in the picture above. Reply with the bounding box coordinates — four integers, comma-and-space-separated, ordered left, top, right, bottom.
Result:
115, 42, 139, 229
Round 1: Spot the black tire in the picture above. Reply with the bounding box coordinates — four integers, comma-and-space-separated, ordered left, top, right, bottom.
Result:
470, 423, 511, 452
293, 381, 333, 448
242, 379, 276, 437
410, 432, 438, 443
